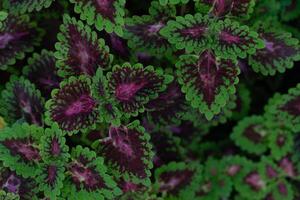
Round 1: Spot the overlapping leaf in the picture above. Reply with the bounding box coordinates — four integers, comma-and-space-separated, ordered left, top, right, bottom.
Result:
55, 14, 113, 78
176, 50, 240, 120
0, 76, 45, 126
69, 0, 125, 36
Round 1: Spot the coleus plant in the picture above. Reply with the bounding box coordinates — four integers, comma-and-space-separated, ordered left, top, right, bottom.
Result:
0, 0, 300, 199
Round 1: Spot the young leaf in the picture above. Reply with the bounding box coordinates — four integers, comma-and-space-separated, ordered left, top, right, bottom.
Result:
123, 1, 176, 57
107, 62, 173, 117
213, 18, 265, 59
249, 23, 300, 76
0, 14, 40, 70
63, 145, 122, 200
2, 0, 54, 14
22, 50, 62, 97
36, 162, 65, 199
69, 0, 126, 36
45, 76, 99, 134
95, 120, 154, 186
176, 50, 240, 120
91, 68, 122, 126
0, 123, 43, 178
0, 76, 45, 126
231, 115, 271, 155
40, 123, 70, 163
55, 14, 113, 78
160, 13, 213, 53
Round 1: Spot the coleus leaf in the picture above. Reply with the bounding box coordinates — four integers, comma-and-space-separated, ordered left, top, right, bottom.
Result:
221, 156, 254, 181
160, 13, 213, 53
213, 18, 265, 59
0, 167, 37, 200
264, 84, 300, 132
2, 0, 54, 14
40, 123, 70, 163
0, 76, 45, 126
234, 161, 268, 200
231, 115, 272, 155
55, 14, 113, 78
95, 120, 154, 186
91, 68, 122, 126
0, 14, 40, 70
258, 157, 280, 183
176, 50, 240, 120
268, 129, 293, 161
249, 23, 300, 76
123, 1, 176, 57
182, 159, 232, 200
35, 162, 65, 200
277, 155, 299, 178
0, 123, 43, 178
159, 0, 189, 5
198, 0, 256, 18
63, 145, 122, 200
265, 180, 294, 200
154, 161, 202, 197
107, 62, 173, 117
69, 0, 126, 36
45, 76, 99, 134
145, 79, 188, 125
22, 50, 62, 97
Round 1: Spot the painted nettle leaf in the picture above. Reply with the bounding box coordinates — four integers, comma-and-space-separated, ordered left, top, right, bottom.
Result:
266, 180, 294, 200
107, 62, 173, 117
268, 129, 293, 161
153, 161, 202, 198
265, 84, 300, 132
2, 0, 54, 14
231, 115, 271, 155
55, 14, 113, 78
0, 76, 45, 126
213, 19, 265, 59
91, 68, 122, 126
40, 123, 70, 163
0, 14, 40, 70
63, 145, 122, 200
69, 0, 126, 36
45, 76, 99, 134
0, 167, 37, 200
196, 0, 256, 18
95, 120, 154, 186
0, 123, 43, 178
249, 23, 300, 76
22, 50, 62, 97
176, 50, 240, 120
123, 1, 176, 57
35, 162, 65, 199
182, 159, 232, 200
160, 13, 214, 53
145, 79, 188, 125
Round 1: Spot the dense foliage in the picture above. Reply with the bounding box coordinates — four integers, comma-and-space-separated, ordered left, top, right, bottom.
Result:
0, 0, 300, 199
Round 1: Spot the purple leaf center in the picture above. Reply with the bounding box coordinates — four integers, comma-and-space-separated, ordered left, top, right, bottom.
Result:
65, 95, 97, 116
2, 138, 41, 162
